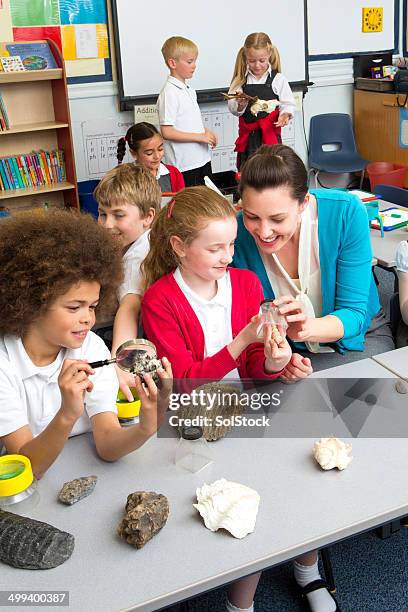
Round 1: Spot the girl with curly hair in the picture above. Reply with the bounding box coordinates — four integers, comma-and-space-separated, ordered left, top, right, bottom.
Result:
0, 210, 171, 479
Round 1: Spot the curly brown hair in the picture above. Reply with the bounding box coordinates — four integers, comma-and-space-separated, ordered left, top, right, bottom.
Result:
0, 209, 123, 336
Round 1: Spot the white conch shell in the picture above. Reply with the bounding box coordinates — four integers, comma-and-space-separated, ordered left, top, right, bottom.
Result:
250, 98, 280, 117
193, 478, 260, 539
313, 437, 353, 471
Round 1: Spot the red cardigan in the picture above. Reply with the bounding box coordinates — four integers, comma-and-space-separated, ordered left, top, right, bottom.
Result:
141, 268, 282, 381
163, 163, 185, 192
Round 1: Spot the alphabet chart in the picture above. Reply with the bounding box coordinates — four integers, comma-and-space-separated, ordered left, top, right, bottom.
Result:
82, 118, 134, 178
81, 98, 298, 179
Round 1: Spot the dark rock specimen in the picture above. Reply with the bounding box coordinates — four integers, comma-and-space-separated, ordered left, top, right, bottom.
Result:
58, 475, 97, 505
0, 510, 74, 569
118, 491, 169, 549
177, 382, 243, 441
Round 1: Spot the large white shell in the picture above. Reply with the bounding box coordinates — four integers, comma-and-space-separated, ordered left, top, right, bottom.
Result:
193, 478, 260, 539
250, 98, 280, 117
313, 437, 353, 471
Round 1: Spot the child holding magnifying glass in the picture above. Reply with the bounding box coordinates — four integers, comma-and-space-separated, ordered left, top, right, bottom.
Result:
0, 210, 172, 479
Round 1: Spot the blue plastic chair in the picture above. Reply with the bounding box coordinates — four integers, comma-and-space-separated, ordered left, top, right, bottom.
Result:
308, 113, 368, 189
373, 184, 408, 208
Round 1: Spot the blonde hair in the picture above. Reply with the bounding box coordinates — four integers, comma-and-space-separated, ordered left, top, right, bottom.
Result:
93, 163, 161, 217
141, 186, 235, 292
161, 36, 198, 66
230, 32, 282, 91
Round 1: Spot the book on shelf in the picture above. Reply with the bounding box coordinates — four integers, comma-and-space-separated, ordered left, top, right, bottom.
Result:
0, 56, 26, 72
0, 91, 10, 131
0, 150, 67, 192
5, 42, 57, 71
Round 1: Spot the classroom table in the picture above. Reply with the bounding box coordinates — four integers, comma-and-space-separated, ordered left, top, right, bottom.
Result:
1, 358, 407, 612
370, 201, 408, 268
372, 345, 408, 380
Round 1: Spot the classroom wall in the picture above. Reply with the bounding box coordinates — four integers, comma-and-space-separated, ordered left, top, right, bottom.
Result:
67, 1, 403, 183
68, 59, 355, 182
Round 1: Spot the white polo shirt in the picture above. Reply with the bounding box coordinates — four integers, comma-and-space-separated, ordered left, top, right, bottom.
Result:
174, 268, 240, 380
157, 76, 210, 172
117, 230, 150, 302
156, 162, 170, 179
228, 66, 296, 117
0, 332, 118, 439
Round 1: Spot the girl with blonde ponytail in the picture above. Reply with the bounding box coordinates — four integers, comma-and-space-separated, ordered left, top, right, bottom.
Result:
228, 32, 295, 169
141, 185, 294, 383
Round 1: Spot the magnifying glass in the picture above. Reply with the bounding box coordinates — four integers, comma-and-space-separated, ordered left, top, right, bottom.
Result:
0, 454, 37, 508
89, 339, 162, 377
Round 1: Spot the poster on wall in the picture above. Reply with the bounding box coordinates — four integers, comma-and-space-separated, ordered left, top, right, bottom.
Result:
5, 0, 110, 80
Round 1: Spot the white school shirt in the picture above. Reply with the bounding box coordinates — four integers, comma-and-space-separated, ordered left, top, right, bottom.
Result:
117, 230, 150, 302
228, 66, 296, 117
156, 162, 170, 179
157, 76, 210, 172
0, 332, 118, 439
174, 268, 240, 381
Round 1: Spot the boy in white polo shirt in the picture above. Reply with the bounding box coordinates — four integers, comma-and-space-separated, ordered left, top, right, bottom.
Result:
0, 210, 171, 478
157, 36, 218, 187
95, 163, 161, 401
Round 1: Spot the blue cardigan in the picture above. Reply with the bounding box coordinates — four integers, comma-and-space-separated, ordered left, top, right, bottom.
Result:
233, 189, 380, 353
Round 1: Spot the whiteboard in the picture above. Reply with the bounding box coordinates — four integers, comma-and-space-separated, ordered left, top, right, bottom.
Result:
308, 0, 397, 57
111, 0, 308, 106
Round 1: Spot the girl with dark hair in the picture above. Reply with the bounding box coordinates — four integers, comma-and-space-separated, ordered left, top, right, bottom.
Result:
233, 144, 394, 371
117, 122, 185, 193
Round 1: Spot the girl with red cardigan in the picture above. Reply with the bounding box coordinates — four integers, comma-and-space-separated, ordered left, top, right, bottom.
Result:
140, 186, 292, 382
140, 187, 316, 612
117, 122, 185, 193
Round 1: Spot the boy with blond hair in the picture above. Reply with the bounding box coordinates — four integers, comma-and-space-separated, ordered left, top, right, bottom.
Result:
157, 36, 218, 187
95, 163, 161, 400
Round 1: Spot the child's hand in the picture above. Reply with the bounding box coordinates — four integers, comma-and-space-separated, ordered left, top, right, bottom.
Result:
274, 112, 291, 128
237, 98, 248, 112
238, 313, 263, 346
263, 324, 292, 373
280, 353, 313, 383
58, 359, 94, 422
115, 365, 136, 403
135, 357, 173, 437
202, 128, 218, 148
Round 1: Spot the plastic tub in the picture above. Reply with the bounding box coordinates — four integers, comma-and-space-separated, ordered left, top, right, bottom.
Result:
78, 180, 100, 219
367, 162, 407, 190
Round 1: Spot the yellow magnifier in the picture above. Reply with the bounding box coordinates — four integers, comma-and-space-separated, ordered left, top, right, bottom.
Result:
0, 454, 37, 507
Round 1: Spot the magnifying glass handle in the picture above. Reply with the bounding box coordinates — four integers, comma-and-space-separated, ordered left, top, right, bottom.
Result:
89, 357, 116, 369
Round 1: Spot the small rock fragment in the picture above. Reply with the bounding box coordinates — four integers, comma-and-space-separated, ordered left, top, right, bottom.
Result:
58, 476, 97, 505
0, 510, 74, 569
118, 491, 169, 549
395, 379, 408, 394
271, 324, 282, 344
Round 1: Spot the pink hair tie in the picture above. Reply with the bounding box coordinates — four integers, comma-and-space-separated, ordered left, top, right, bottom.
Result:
167, 198, 176, 219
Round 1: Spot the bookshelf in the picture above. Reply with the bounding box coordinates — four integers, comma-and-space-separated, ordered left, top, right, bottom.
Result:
0, 41, 78, 212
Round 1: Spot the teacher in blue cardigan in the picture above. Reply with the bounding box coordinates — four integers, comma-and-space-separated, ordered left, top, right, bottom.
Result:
233, 144, 394, 370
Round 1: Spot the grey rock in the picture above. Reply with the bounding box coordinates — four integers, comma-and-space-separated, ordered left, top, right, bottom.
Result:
177, 382, 243, 441
131, 356, 163, 382
118, 491, 169, 549
0, 510, 74, 569
58, 475, 97, 505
